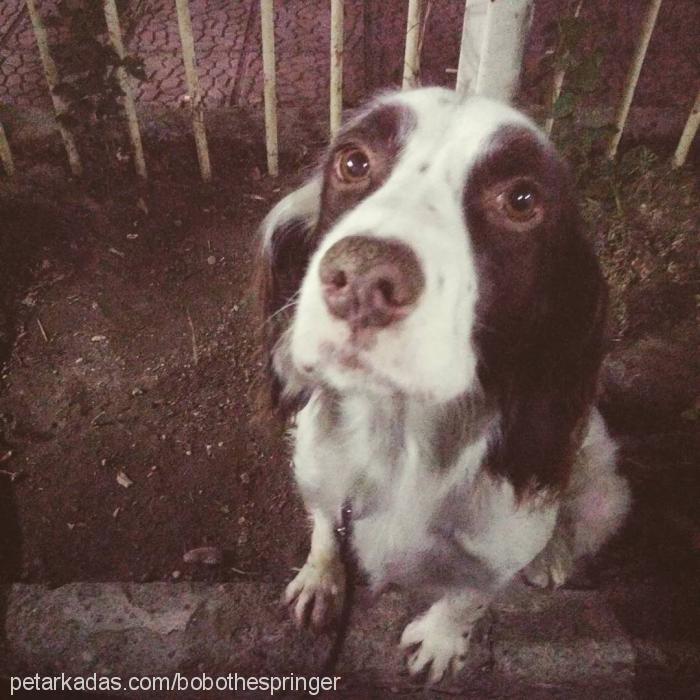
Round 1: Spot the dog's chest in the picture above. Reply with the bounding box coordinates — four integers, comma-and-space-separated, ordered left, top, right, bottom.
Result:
294, 393, 492, 589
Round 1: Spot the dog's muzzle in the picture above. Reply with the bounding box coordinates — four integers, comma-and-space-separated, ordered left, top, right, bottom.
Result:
319, 235, 424, 331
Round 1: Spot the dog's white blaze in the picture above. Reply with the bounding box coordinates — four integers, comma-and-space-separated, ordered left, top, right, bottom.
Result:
291, 89, 535, 402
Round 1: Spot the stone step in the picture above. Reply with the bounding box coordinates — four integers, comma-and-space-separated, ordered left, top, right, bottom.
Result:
2, 581, 697, 695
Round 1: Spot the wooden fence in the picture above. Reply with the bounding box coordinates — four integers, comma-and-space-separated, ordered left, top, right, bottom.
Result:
0, 0, 698, 180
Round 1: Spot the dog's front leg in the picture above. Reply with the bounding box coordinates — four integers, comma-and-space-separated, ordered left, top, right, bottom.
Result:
284, 508, 345, 631
400, 588, 490, 683
399, 492, 558, 683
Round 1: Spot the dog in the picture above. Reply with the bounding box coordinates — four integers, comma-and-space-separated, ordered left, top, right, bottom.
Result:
256, 87, 631, 682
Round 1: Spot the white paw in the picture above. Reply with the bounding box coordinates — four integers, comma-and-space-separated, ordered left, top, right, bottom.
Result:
400, 612, 470, 684
522, 535, 573, 589
284, 557, 345, 631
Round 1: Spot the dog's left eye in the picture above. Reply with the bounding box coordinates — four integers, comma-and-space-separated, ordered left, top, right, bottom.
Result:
492, 180, 544, 227
508, 186, 536, 215
503, 183, 539, 221
335, 147, 371, 183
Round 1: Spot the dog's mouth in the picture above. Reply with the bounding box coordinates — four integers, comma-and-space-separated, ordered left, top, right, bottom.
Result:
299, 335, 409, 397
335, 346, 365, 371
297, 335, 465, 404
319, 338, 372, 373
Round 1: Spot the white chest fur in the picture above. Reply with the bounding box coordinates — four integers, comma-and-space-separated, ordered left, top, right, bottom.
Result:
292, 391, 557, 593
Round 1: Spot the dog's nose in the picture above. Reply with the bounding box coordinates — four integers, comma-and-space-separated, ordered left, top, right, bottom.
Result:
319, 235, 424, 329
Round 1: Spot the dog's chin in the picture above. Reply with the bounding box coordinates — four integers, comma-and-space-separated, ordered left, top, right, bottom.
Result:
320, 357, 402, 397
294, 342, 473, 404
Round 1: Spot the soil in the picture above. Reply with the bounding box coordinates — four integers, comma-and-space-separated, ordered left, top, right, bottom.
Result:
0, 129, 698, 606
0, 138, 312, 584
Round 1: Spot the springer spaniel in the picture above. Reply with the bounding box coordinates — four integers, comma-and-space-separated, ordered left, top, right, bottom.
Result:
256, 87, 630, 682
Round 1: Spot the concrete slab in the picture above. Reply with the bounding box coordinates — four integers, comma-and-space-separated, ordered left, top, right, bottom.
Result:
0, 580, 648, 692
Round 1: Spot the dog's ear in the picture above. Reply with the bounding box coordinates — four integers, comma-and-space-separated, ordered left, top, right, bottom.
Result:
483, 203, 608, 498
254, 177, 322, 419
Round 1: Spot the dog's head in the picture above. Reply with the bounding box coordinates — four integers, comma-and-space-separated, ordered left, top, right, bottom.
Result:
257, 87, 606, 491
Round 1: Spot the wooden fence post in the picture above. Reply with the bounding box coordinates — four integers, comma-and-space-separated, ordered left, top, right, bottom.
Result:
104, 0, 147, 179
330, 0, 344, 137
175, 0, 212, 181
402, 0, 422, 90
24, 0, 82, 176
672, 88, 700, 168
606, 0, 663, 159
0, 121, 15, 177
455, 0, 473, 97
260, 0, 279, 176
456, 0, 533, 102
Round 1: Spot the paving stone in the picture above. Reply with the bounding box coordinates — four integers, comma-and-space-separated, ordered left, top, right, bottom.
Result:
2, 53, 21, 69
160, 75, 183, 92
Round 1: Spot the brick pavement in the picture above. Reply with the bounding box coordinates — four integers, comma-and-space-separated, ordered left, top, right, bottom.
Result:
0, 1, 465, 118
124, 0, 463, 111
2, 1, 698, 120
0, 1, 56, 110
0, 1, 697, 144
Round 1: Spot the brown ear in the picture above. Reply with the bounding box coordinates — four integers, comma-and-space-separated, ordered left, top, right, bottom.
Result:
254, 179, 321, 420
480, 203, 608, 497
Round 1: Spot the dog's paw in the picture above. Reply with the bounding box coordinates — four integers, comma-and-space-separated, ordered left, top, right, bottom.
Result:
400, 611, 470, 684
284, 558, 345, 631
522, 534, 574, 589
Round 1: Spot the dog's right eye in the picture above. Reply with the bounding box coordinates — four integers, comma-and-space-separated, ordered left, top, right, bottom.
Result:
335, 147, 371, 183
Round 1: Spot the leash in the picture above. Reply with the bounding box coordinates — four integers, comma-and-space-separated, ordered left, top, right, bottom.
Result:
319, 500, 356, 676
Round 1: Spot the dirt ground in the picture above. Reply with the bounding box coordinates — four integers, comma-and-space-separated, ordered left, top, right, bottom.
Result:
0, 136, 315, 584
0, 126, 698, 623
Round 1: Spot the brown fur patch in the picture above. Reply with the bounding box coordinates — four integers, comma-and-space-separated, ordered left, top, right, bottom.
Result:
464, 126, 607, 495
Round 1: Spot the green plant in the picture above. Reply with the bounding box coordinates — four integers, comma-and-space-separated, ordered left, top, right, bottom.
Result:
545, 7, 616, 172
549, 15, 603, 119
47, 1, 145, 156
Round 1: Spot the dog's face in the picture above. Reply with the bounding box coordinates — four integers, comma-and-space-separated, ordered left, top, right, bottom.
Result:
292, 91, 494, 402
259, 88, 605, 489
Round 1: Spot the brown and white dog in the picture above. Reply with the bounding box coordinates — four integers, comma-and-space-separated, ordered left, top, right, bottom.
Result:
256, 87, 630, 682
